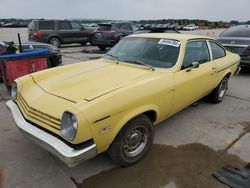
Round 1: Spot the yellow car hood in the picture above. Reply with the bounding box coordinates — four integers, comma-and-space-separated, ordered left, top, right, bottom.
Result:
31, 59, 152, 103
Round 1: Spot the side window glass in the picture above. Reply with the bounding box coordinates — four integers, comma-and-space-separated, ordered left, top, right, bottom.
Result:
58, 21, 72, 30
182, 41, 210, 69
131, 24, 140, 32
115, 24, 122, 29
39, 21, 54, 30
122, 23, 132, 31
71, 22, 82, 30
209, 41, 226, 59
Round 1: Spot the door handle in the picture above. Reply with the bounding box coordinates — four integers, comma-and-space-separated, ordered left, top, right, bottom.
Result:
212, 66, 217, 70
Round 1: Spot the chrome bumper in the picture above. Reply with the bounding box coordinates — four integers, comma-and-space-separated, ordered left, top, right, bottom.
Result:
6, 100, 97, 168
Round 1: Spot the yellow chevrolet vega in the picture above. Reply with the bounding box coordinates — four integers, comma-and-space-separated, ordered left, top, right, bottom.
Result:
7, 34, 240, 167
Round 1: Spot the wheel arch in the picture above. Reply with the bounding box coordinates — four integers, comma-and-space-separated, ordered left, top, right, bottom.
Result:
214, 71, 232, 88
109, 105, 159, 148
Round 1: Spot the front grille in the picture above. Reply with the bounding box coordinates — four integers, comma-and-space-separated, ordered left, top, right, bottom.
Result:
17, 94, 61, 130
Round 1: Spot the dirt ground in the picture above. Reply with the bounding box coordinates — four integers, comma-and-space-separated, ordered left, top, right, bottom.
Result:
79, 122, 250, 188
79, 143, 246, 188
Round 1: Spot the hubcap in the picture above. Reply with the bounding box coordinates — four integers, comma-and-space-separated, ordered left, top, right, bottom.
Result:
123, 125, 148, 157
219, 79, 227, 99
50, 38, 60, 47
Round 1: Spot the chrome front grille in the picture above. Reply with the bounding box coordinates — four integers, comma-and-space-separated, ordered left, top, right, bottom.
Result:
17, 95, 61, 130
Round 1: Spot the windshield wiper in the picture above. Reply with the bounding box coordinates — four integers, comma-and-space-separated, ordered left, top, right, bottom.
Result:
125, 60, 155, 71
105, 53, 119, 64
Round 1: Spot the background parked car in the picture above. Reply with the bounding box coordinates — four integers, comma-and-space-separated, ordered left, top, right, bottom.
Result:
92, 22, 140, 50
183, 24, 198, 30
28, 19, 93, 47
217, 25, 250, 69
134, 27, 180, 34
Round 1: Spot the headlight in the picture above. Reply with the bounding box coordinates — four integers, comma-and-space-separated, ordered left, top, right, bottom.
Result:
61, 112, 78, 141
11, 82, 17, 100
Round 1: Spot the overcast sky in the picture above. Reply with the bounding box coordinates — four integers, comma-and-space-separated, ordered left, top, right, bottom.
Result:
0, 0, 249, 21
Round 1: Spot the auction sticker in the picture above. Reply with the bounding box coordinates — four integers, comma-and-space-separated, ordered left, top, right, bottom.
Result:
158, 39, 181, 47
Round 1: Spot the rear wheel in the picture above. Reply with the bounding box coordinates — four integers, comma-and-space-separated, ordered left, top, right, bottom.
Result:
49, 37, 61, 47
108, 115, 154, 167
209, 76, 229, 104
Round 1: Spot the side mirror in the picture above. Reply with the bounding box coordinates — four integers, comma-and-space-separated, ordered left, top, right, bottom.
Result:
186, 62, 200, 72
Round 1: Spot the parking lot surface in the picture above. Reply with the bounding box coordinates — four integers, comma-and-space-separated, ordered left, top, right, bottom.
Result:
0, 28, 249, 188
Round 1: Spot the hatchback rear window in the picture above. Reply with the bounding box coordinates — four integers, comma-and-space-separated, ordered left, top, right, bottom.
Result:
220, 26, 250, 38
39, 21, 55, 30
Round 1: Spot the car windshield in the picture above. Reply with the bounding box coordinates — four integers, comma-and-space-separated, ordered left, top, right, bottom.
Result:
103, 37, 181, 69
220, 26, 250, 38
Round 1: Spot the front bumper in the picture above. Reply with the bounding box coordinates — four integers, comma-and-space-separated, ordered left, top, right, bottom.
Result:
6, 100, 97, 168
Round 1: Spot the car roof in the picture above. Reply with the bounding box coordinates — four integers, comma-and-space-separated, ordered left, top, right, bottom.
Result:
99, 22, 132, 25
231, 25, 250, 29
33, 19, 72, 22
128, 33, 212, 42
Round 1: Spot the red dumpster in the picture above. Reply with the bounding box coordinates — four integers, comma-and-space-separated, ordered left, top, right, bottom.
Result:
0, 49, 49, 90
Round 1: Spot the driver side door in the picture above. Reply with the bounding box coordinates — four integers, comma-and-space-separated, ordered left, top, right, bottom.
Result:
171, 40, 216, 113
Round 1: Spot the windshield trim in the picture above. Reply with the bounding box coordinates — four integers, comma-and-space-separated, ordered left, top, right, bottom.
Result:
103, 37, 182, 70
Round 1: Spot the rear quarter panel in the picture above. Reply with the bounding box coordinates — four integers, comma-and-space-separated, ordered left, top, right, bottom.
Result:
213, 51, 240, 87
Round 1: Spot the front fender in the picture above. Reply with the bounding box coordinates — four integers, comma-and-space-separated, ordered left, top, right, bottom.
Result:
111, 104, 159, 139
91, 104, 160, 153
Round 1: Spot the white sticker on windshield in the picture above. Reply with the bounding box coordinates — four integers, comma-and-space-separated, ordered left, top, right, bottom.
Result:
158, 39, 181, 47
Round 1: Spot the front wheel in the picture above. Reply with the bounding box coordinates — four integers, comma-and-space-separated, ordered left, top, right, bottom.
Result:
209, 76, 229, 104
108, 115, 154, 167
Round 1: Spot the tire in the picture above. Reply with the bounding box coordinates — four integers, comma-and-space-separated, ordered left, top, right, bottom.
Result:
108, 114, 154, 167
49, 37, 61, 47
98, 45, 106, 51
209, 76, 229, 104
89, 36, 94, 46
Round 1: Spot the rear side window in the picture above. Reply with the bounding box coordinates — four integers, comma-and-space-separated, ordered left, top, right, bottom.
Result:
58, 21, 72, 30
28, 21, 36, 30
38, 21, 55, 30
71, 22, 82, 30
121, 23, 132, 31
98, 25, 111, 31
131, 24, 140, 32
209, 42, 226, 60
182, 41, 210, 69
